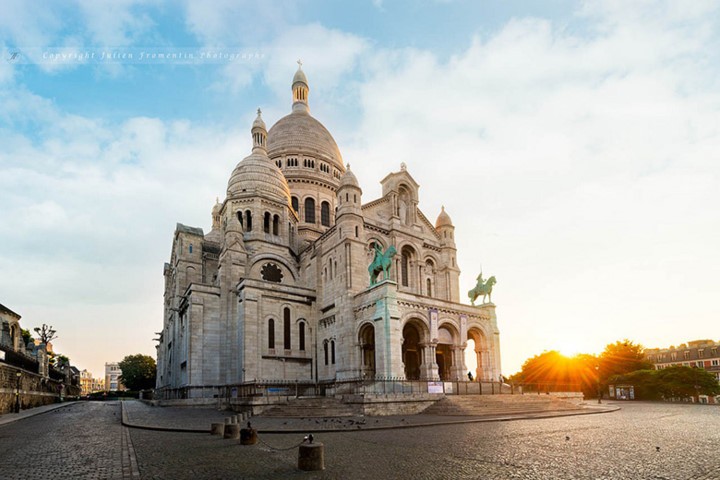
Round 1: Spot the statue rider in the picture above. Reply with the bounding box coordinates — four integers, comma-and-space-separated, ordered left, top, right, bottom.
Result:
373, 243, 383, 263
476, 271, 485, 286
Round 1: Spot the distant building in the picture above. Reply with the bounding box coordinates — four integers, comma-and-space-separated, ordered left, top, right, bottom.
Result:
104, 362, 126, 391
0, 303, 23, 351
645, 339, 720, 404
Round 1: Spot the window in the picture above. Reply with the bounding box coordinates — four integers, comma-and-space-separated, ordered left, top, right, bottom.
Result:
321, 201, 330, 227
276, 159, 282, 168
261, 263, 283, 283
355, 226, 359, 237
683, 351, 690, 360
268, 319, 275, 349
237, 211, 243, 227
299, 323, 306, 351
264, 212, 271, 233
401, 250, 410, 287
712, 360, 719, 366
698, 349, 704, 358
245, 210, 252, 231
273, 215, 279, 235
189, 244, 193, 253
697, 361, 704, 368
291, 196, 299, 214
426, 278, 432, 297
671, 352, 677, 361
324, 341, 329, 365
287, 157, 298, 167
712, 347, 717, 356
284, 308, 291, 350
304, 198, 315, 223
331, 340, 336, 364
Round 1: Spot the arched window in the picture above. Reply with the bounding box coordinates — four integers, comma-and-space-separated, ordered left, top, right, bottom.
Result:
331, 340, 336, 364
401, 250, 410, 287
264, 212, 271, 233
324, 341, 329, 365
273, 214, 279, 235
237, 211, 243, 228
284, 308, 291, 350
426, 278, 432, 297
299, 322, 306, 351
291, 196, 299, 214
321, 201, 330, 227
304, 198, 315, 223
245, 210, 252, 231
268, 319, 275, 349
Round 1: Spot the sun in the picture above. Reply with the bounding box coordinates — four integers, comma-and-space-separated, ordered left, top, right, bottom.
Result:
554, 342, 582, 358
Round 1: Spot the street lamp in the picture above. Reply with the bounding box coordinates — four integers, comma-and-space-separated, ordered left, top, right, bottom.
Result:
15, 371, 22, 413
595, 365, 602, 404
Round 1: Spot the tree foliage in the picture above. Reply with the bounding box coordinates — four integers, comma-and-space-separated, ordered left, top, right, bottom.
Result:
119, 354, 157, 391
599, 340, 652, 382
510, 350, 599, 397
610, 366, 720, 400
21, 328, 33, 346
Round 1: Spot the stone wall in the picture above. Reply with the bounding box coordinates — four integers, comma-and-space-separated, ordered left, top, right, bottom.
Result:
0, 364, 62, 414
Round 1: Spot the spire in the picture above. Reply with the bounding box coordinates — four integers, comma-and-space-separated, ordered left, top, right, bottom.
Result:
292, 60, 310, 114
251, 108, 267, 152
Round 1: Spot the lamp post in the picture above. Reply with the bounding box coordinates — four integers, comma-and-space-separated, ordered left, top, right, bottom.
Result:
15, 371, 22, 413
595, 365, 602, 404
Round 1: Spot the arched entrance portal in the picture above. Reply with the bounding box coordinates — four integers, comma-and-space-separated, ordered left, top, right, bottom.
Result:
402, 323, 422, 380
467, 328, 488, 381
436, 327, 454, 381
359, 324, 376, 378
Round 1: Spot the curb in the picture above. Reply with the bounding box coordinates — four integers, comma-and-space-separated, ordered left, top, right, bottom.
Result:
119, 401, 620, 435
0, 401, 79, 427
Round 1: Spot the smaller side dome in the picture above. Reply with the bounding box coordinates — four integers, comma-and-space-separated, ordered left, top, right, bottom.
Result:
339, 163, 360, 189
435, 206, 453, 228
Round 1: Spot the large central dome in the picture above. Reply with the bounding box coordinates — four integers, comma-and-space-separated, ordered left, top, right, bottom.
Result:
267, 112, 343, 170
266, 64, 344, 174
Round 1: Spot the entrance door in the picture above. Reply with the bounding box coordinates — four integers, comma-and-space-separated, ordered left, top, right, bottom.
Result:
402, 324, 422, 380
436, 344, 453, 381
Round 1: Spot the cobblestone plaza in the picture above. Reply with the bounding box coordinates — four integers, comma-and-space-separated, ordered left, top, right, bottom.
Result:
1, 401, 718, 479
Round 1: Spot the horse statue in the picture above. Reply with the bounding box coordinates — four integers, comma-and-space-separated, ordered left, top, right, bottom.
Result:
468, 273, 496, 305
368, 245, 397, 285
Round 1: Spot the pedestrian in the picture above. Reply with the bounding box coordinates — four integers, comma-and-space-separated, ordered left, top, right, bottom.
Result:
467, 371, 474, 381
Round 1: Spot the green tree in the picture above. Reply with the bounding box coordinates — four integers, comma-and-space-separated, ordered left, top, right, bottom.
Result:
118, 354, 157, 391
511, 350, 599, 395
599, 340, 652, 383
656, 366, 720, 400
21, 328, 33, 346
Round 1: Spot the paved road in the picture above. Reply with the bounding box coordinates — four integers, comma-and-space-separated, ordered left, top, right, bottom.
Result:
1, 401, 718, 479
0, 401, 138, 480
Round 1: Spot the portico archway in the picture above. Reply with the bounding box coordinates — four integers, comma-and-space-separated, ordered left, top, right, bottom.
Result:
359, 323, 376, 378
436, 326, 455, 381
402, 322, 423, 380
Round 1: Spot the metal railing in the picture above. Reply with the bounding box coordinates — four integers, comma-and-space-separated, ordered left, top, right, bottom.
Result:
154, 378, 582, 401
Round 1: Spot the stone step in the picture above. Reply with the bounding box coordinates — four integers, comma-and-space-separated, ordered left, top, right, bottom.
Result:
260, 397, 359, 418
423, 395, 582, 416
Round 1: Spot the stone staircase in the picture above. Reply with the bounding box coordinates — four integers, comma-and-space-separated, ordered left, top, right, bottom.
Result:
259, 397, 360, 418
422, 394, 583, 416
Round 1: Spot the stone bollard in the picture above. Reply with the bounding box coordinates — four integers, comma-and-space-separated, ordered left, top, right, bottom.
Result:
224, 423, 240, 439
240, 422, 258, 445
211, 423, 224, 435
298, 440, 324, 471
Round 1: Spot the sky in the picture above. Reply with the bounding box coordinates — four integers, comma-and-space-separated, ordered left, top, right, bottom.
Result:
1, 0, 719, 380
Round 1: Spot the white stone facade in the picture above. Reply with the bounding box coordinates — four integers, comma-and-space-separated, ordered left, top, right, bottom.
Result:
156, 67, 501, 393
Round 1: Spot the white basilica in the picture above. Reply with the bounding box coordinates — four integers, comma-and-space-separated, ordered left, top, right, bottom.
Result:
155, 66, 501, 394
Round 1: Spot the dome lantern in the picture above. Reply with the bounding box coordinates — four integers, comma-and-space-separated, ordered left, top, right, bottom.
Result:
251, 108, 267, 152
292, 60, 310, 114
